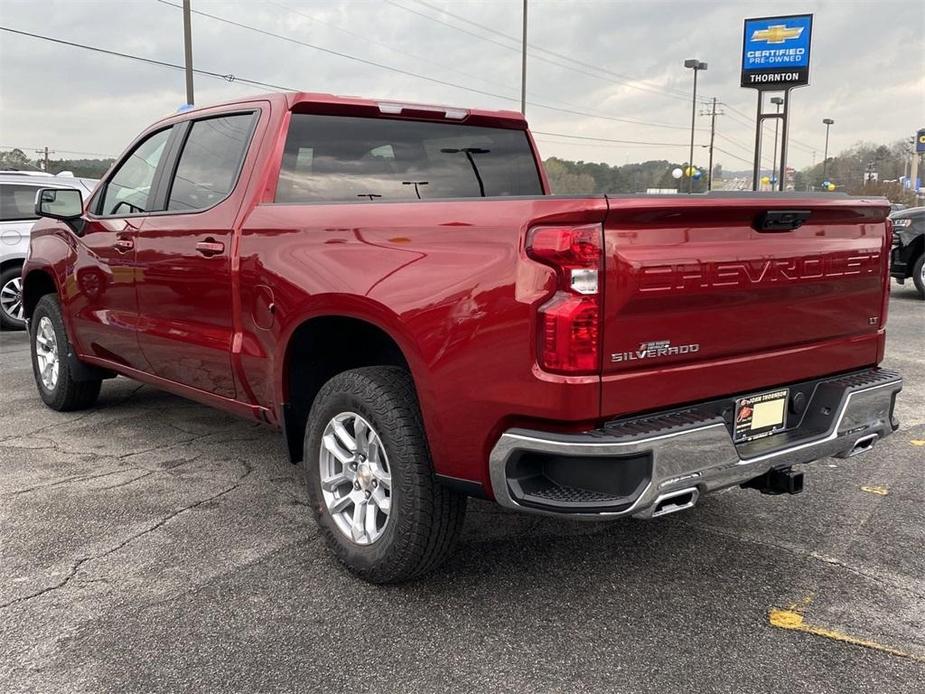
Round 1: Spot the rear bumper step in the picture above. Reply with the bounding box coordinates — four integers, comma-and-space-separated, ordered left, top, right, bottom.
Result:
488, 368, 902, 519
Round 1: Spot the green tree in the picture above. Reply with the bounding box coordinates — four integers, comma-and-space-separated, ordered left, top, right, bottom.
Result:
544, 157, 596, 194
0, 148, 36, 171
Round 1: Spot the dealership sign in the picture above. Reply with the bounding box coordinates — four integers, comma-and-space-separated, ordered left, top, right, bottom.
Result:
741, 14, 813, 89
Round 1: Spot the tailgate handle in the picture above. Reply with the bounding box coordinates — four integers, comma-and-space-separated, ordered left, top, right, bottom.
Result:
755, 210, 811, 232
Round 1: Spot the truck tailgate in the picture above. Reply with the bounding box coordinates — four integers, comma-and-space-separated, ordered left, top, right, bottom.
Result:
600, 195, 891, 417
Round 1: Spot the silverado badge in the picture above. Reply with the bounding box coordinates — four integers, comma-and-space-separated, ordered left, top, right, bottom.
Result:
611, 340, 700, 363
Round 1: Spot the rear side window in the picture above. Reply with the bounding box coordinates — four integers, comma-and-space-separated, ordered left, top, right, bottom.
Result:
99, 127, 172, 216
167, 113, 255, 212
0, 184, 43, 221
276, 114, 543, 203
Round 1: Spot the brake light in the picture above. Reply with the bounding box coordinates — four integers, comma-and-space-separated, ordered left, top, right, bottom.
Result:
526, 224, 603, 374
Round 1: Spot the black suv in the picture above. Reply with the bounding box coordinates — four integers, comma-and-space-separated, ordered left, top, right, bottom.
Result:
890, 206, 925, 299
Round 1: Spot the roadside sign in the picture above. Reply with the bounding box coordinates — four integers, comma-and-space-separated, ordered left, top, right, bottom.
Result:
916, 129, 925, 154
741, 14, 813, 90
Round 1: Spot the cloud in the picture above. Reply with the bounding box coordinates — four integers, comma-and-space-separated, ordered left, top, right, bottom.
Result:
0, 0, 921, 170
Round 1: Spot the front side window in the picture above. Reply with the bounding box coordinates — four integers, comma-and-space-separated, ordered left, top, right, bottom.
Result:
276, 114, 543, 203
0, 184, 43, 221
99, 128, 172, 216
166, 113, 255, 212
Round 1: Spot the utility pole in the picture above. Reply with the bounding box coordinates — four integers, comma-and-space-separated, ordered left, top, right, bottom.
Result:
821, 118, 834, 184
700, 97, 723, 191
183, 0, 194, 106
34, 147, 54, 172
520, 0, 527, 114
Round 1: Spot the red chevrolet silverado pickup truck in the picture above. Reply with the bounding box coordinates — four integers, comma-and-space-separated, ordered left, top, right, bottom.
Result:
23, 92, 902, 582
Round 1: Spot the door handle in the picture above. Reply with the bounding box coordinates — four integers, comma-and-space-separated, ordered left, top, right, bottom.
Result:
113, 238, 134, 253
195, 239, 225, 256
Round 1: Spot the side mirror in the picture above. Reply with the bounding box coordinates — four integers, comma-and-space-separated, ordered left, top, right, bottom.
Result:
34, 188, 85, 235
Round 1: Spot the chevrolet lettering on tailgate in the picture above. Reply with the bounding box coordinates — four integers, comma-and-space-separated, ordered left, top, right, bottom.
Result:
637, 251, 881, 293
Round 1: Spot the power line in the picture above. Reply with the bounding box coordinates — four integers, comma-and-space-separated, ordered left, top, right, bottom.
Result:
0, 25, 294, 92
533, 131, 695, 147
399, 0, 711, 105
2, 20, 745, 168
161, 0, 707, 133
724, 101, 816, 153
275, 0, 706, 132
269, 0, 518, 94
157, 0, 518, 103
711, 145, 754, 166
714, 131, 754, 155
1, 143, 116, 157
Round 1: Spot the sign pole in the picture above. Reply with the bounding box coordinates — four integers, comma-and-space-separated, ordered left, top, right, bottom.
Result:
778, 89, 790, 191
752, 92, 762, 191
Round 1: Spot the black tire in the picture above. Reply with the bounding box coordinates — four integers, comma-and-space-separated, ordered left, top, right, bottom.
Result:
30, 294, 101, 411
912, 253, 925, 300
303, 366, 466, 583
0, 266, 26, 331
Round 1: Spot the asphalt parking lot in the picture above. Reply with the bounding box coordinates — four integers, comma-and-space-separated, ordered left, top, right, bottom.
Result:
1, 283, 922, 693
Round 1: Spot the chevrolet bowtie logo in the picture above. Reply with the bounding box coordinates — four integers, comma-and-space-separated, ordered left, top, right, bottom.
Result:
752, 25, 804, 44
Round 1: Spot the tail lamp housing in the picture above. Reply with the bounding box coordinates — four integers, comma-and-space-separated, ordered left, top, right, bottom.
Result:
526, 224, 603, 374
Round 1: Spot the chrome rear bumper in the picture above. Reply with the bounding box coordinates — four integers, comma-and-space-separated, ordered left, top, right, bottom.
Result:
488, 368, 902, 519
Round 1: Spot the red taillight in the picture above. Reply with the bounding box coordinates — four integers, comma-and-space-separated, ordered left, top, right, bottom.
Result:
527, 224, 603, 374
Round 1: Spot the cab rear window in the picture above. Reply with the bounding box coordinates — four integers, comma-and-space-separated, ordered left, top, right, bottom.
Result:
275, 114, 542, 203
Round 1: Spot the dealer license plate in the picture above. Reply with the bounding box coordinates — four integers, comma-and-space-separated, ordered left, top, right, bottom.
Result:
734, 388, 789, 443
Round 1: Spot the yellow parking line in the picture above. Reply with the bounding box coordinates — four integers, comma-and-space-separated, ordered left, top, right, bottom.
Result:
860, 485, 889, 496
910, 440, 925, 447
769, 608, 925, 663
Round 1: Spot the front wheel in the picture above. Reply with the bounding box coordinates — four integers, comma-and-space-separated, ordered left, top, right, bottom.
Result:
913, 253, 925, 299
303, 367, 466, 583
30, 294, 101, 411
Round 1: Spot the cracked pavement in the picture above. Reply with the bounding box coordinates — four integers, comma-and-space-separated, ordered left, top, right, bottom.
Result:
1, 282, 923, 693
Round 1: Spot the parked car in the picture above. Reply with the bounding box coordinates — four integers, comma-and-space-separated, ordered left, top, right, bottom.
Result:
890, 206, 925, 299
22, 92, 902, 582
0, 171, 98, 329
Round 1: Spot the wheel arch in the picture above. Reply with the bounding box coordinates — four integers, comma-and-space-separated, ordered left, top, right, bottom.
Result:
0, 256, 25, 276
906, 233, 925, 275
21, 266, 60, 324
278, 303, 427, 464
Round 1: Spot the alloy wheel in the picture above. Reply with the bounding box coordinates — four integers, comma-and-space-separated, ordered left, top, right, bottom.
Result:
0, 276, 23, 322
319, 412, 392, 545
34, 316, 60, 391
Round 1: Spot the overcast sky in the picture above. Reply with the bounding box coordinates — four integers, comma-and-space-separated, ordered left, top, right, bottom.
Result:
0, 0, 922, 172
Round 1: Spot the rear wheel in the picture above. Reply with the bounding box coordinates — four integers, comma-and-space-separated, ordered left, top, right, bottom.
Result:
913, 253, 925, 299
30, 294, 101, 411
0, 266, 26, 330
303, 367, 466, 583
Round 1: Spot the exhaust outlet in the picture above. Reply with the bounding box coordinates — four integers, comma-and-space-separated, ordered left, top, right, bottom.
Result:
636, 487, 700, 519
841, 433, 879, 458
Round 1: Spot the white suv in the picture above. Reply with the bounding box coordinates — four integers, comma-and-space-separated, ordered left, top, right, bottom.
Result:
0, 172, 98, 329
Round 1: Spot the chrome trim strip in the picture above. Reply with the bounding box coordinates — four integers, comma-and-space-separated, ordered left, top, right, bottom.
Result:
737, 380, 899, 465
488, 372, 901, 520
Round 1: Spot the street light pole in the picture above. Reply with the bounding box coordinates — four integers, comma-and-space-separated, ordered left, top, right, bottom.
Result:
684, 59, 707, 194
770, 96, 783, 189
822, 118, 834, 185
520, 0, 527, 115
183, 0, 194, 106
